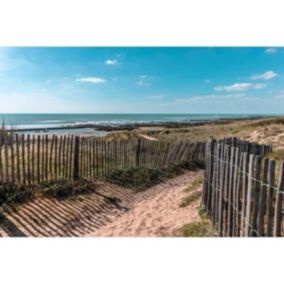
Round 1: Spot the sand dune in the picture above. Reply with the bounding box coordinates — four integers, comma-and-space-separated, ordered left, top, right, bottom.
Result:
88, 170, 203, 237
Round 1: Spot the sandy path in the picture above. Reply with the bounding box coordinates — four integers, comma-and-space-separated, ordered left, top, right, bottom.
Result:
0, 170, 202, 237
138, 134, 158, 141
88, 170, 203, 237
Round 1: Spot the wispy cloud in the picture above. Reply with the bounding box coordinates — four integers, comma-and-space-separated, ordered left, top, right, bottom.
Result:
251, 70, 278, 80
136, 75, 152, 86
174, 93, 246, 103
204, 79, 211, 83
214, 82, 267, 91
105, 59, 118, 65
274, 90, 284, 99
76, 77, 107, 84
265, 47, 277, 54
147, 95, 163, 99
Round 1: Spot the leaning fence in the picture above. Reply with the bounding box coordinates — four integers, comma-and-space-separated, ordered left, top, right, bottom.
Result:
0, 133, 206, 186
200, 137, 284, 237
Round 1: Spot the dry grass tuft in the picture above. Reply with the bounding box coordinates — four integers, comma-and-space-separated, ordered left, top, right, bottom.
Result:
179, 191, 201, 207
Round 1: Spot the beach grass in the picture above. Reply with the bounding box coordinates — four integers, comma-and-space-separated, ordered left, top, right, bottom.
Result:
183, 176, 204, 192
179, 191, 202, 208
181, 220, 212, 237
180, 207, 215, 237
105, 160, 202, 191
0, 179, 100, 211
105, 166, 184, 191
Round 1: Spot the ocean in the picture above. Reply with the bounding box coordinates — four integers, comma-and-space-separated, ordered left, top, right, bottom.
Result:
0, 113, 274, 136
0, 113, 267, 130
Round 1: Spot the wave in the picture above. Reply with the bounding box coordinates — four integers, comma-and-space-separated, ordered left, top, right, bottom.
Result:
39, 120, 63, 123
4, 114, 253, 130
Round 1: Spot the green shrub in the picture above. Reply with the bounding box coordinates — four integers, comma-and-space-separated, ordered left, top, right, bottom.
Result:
106, 167, 161, 190
40, 179, 96, 200
106, 166, 183, 191
0, 179, 98, 210
194, 160, 205, 169
181, 221, 212, 237
0, 183, 35, 209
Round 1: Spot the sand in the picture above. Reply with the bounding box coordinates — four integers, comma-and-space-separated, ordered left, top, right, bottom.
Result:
138, 134, 158, 141
88, 170, 203, 237
0, 170, 202, 237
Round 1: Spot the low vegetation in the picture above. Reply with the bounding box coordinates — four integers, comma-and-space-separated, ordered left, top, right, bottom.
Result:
0, 183, 34, 210
179, 175, 204, 207
105, 161, 202, 191
184, 175, 204, 192
105, 166, 183, 191
181, 221, 212, 237
268, 148, 284, 162
40, 179, 97, 200
128, 117, 284, 146
250, 118, 284, 127
180, 208, 215, 237
0, 180, 99, 211
179, 191, 201, 207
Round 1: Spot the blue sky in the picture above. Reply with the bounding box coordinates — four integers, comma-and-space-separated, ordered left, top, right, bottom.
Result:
0, 47, 284, 113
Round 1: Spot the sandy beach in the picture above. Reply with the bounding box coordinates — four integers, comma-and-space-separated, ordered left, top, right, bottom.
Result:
88, 170, 203, 237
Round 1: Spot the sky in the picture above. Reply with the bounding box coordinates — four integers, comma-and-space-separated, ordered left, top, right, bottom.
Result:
0, 47, 284, 114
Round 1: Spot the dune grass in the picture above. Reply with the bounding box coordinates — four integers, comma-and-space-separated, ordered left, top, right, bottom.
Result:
105, 166, 183, 191
0, 183, 34, 210
134, 117, 284, 144
180, 175, 203, 207
183, 175, 204, 192
180, 207, 215, 237
181, 220, 212, 237
0, 179, 99, 211
39, 179, 97, 200
179, 191, 202, 208
105, 161, 202, 191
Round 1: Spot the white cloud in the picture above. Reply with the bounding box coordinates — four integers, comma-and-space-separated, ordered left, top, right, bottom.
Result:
253, 83, 267, 89
76, 77, 107, 84
274, 90, 284, 99
105, 59, 118, 65
204, 79, 211, 83
251, 70, 278, 80
136, 80, 146, 86
147, 95, 163, 99
136, 75, 152, 86
214, 82, 267, 91
174, 93, 246, 104
265, 47, 277, 54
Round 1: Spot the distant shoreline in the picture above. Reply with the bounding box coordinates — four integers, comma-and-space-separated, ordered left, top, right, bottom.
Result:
11, 115, 270, 133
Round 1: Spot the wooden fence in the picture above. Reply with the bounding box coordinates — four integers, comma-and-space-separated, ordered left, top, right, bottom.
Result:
0, 134, 206, 186
200, 137, 284, 237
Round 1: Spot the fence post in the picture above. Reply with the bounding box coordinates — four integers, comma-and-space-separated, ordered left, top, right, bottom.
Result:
201, 140, 210, 207
245, 154, 254, 237
207, 139, 216, 213
274, 162, 284, 237
266, 160, 275, 236
73, 136, 80, 180
135, 138, 141, 167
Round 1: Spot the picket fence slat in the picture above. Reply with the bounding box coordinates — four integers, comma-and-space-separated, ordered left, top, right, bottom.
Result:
201, 138, 281, 237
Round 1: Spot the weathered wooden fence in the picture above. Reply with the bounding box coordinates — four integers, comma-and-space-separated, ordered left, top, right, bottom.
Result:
0, 134, 206, 186
200, 137, 284, 237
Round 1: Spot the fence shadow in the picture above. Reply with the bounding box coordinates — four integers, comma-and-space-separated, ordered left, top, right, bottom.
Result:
0, 212, 27, 237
